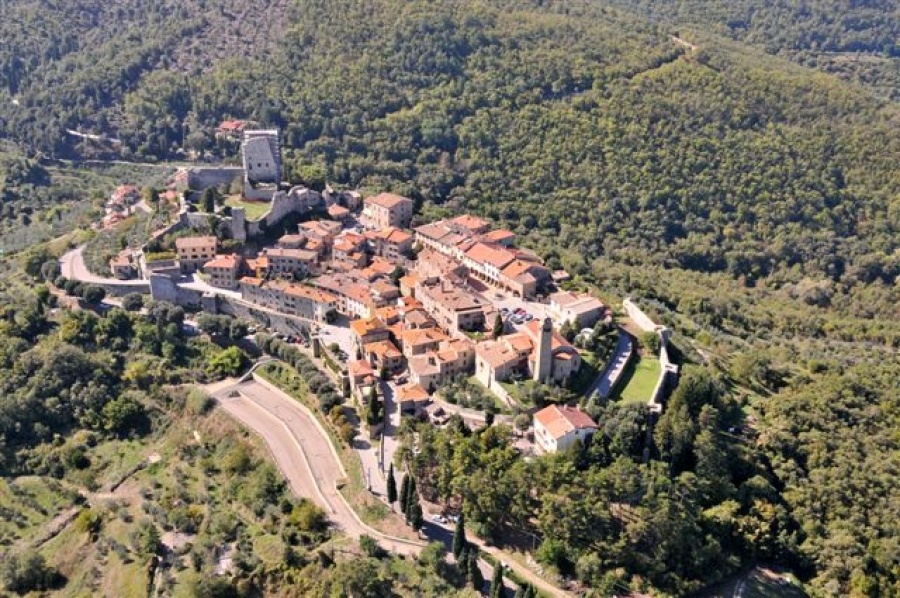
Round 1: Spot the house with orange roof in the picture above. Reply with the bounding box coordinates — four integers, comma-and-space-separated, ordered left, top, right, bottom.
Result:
203, 254, 244, 289
533, 404, 597, 454
408, 337, 475, 391
245, 255, 269, 277
238, 278, 338, 322
276, 233, 307, 249
362, 340, 404, 375
109, 250, 135, 279
176, 236, 218, 274
368, 226, 413, 260
463, 242, 516, 286
480, 228, 516, 247
415, 278, 488, 334
263, 247, 320, 277
327, 203, 351, 222
447, 214, 491, 235
398, 273, 419, 297
398, 327, 448, 358
361, 192, 413, 230
350, 316, 390, 350
396, 383, 431, 414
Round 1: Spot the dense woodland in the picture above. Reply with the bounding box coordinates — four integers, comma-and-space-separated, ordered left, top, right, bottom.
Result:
0, 0, 898, 596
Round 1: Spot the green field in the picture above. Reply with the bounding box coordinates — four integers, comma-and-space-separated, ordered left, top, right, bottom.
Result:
616, 356, 662, 404
224, 195, 271, 220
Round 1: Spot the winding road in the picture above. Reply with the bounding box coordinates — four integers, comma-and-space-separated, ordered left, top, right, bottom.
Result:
211, 377, 571, 597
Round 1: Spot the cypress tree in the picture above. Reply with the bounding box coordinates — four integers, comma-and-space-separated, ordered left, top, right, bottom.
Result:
386, 464, 397, 505
458, 545, 470, 577
452, 512, 467, 559
399, 473, 410, 514
410, 502, 423, 531
490, 563, 505, 598
406, 476, 417, 514
468, 550, 483, 591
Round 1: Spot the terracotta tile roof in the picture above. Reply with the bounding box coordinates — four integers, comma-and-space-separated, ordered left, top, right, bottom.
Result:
218, 119, 246, 132
400, 327, 448, 347
246, 256, 268, 271
450, 214, 490, 232
349, 360, 375, 378
523, 320, 574, 352
278, 233, 307, 245
501, 259, 537, 280
328, 204, 350, 218
465, 242, 515, 269
397, 383, 430, 403
400, 296, 423, 310
203, 254, 241, 270
373, 226, 412, 244
475, 340, 521, 369
284, 284, 338, 304
414, 222, 453, 241
399, 274, 419, 288
239, 276, 264, 287
482, 229, 516, 243
176, 236, 217, 250
351, 317, 387, 337
366, 192, 412, 209
364, 340, 402, 360
409, 354, 441, 377
265, 247, 319, 261
534, 405, 597, 439
505, 332, 534, 354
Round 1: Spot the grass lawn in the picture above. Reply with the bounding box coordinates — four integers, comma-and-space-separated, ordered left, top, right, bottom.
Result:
224, 195, 271, 220
615, 356, 662, 404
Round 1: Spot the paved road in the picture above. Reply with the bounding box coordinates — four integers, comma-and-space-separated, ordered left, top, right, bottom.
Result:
213, 378, 570, 597
215, 380, 425, 556
587, 331, 633, 399
60, 245, 148, 286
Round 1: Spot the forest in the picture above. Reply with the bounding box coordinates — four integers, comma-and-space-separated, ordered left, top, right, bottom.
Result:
0, 0, 897, 596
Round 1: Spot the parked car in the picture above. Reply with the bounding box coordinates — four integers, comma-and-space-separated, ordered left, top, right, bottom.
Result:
514, 307, 526, 315
500, 307, 510, 315
431, 514, 448, 524
524, 313, 534, 321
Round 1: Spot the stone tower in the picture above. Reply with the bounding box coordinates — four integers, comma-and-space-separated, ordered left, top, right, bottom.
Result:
534, 317, 553, 383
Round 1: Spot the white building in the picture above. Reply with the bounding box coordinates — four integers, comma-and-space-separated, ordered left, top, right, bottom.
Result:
533, 404, 598, 454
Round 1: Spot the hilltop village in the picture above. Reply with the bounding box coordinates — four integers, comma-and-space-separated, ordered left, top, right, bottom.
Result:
82, 128, 678, 455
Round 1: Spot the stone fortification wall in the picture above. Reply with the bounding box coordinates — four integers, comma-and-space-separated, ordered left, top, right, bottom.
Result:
185, 167, 243, 191
623, 298, 663, 334
622, 298, 679, 412
149, 274, 202, 307
94, 280, 150, 297
214, 295, 314, 337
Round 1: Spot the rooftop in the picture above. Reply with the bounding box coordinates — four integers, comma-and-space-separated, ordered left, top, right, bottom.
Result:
449, 214, 491, 232
465, 242, 516, 269
534, 404, 598, 439
203, 254, 241, 270
364, 340, 403, 360
175, 236, 217, 250
350, 316, 387, 337
366, 192, 413, 209
265, 247, 319, 261
396, 383, 430, 403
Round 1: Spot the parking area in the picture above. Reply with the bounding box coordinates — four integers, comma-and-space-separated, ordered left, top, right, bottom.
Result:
490, 292, 556, 331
